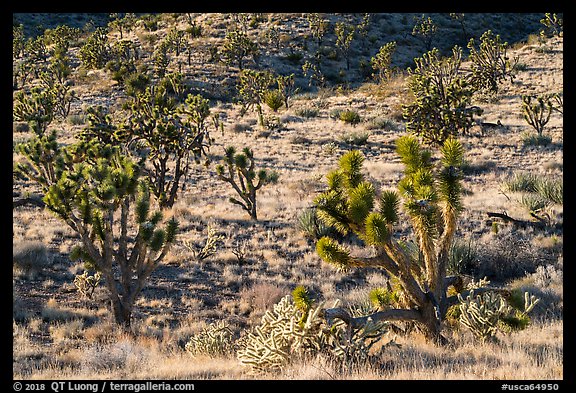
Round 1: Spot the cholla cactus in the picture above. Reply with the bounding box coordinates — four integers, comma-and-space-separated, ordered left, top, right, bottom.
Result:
237, 295, 304, 372
185, 321, 235, 357
237, 291, 390, 373
216, 146, 279, 220
458, 290, 511, 341
458, 289, 540, 341
183, 224, 225, 261
73, 271, 102, 299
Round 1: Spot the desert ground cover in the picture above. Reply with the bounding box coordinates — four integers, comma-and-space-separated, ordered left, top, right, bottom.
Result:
13, 13, 563, 380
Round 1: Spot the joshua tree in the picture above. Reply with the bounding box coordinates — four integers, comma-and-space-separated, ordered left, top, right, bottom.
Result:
221, 29, 259, 71
467, 30, 517, 94
314, 136, 470, 344
402, 46, 482, 146
122, 87, 213, 208
334, 21, 355, 71
371, 41, 397, 85
521, 94, 554, 136
306, 13, 329, 49
79, 27, 112, 70
412, 14, 438, 52
237, 69, 275, 127
15, 139, 178, 327
216, 146, 278, 220
276, 74, 298, 109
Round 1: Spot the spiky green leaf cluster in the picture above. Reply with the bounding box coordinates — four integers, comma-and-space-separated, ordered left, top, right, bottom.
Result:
292, 285, 314, 313
316, 237, 350, 271
369, 287, 400, 309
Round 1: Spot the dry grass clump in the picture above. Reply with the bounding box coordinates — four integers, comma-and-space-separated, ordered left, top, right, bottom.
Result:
13, 241, 53, 279
472, 226, 558, 280
238, 281, 290, 324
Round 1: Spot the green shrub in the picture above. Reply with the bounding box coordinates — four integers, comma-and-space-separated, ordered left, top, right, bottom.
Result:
448, 238, 477, 275
297, 207, 333, 240
294, 107, 319, 118
339, 109, 361, 125
521, 132, 552, 147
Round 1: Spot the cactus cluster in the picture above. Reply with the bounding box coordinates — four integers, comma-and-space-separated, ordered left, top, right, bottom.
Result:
185, 321, 235, 357
457, 288, 539, 341
73, 271, 102, 299
237, 290, 390, 373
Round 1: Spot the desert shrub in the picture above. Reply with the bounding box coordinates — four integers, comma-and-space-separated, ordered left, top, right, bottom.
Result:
294, 107, 319, 119
510, 262, 563, 320
239, 282, 289, 319
13, 122, 30, 133
365, 117, 398, 131
447, 238, 477, 275
339, 109, 361, 125
518, 194, 549, 212
521, 132, 552, 147
473, 227, 555, 279
81, 339, 149, 372
503, 172, 539, 193
535, 177, 563, 205
502, 172, 562, 214
340, 131, 369, 146
13, 241, 53, 278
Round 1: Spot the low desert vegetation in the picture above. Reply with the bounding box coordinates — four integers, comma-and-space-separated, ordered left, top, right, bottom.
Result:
13, 12, 562, 381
